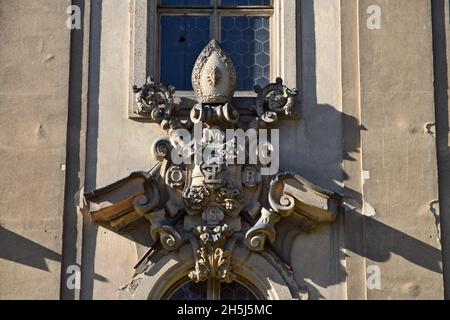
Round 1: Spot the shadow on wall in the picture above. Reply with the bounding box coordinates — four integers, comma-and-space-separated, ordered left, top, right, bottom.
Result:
0, 226, 61, 272
0, 0, 108, 299
79, 0, 103, 300
1, 0, 443, 301
274, 0, 443, 300
432, 0, 450, 298
77, 0, 444, 300
3, 0, 434, 301
0, 226, 108, 282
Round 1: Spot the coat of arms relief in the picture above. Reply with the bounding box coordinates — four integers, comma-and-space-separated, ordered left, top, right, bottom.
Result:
84, 40, 342, 299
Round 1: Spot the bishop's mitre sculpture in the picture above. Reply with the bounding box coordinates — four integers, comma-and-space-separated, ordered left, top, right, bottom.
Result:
84, 40, 342, 288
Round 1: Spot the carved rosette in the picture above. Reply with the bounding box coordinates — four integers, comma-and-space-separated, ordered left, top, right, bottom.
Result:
183, 186, 211, 211
133, 77, 176, 123
251, 78, 299, 128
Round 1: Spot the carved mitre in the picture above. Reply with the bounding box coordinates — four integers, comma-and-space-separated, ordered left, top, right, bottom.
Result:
192, 40, 236, 104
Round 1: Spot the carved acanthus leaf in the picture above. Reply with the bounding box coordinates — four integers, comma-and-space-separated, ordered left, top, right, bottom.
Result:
189, 225, 235, 284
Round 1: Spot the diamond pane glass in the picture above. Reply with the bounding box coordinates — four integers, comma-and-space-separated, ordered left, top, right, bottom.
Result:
220, 0, 271, 6
161, 16, 211, 90
221, 16, 270, 90
160, 0, 211, 7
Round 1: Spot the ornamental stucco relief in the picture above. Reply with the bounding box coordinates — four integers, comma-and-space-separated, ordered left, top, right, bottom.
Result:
84, 40, 342, 298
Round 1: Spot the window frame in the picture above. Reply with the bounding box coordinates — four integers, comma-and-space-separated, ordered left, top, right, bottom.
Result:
164, 276, 264, 300
128, 0, 298, 118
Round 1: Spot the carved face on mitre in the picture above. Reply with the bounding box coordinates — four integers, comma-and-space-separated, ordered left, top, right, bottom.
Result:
192, 40, 237, 104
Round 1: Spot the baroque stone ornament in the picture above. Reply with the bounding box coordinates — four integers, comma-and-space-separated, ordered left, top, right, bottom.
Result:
251, 77, 299, 129
133, 77, 176, 122
206, 65, 222, 87
188, 224, 235, 284
192, 40, 236, 104
83, 40, 342, 297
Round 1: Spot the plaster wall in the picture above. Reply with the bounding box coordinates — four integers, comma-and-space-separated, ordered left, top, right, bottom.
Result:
0, 0, 447, 300
0, 0, 71, 299
358, 0, 443, 299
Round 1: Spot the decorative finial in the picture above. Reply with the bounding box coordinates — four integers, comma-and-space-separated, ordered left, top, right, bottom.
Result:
192, 40, 236, 104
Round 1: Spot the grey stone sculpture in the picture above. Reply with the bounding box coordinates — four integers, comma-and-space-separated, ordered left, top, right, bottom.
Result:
84, 40, 342, 292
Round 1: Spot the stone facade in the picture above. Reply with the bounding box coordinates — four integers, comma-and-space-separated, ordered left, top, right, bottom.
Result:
0, 0, 449, 300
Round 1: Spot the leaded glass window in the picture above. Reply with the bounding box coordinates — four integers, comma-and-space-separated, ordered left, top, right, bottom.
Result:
168, 281, 208, 300
160, 16, 211, 90
158, 0, 273, 91
168, 280, 260, 300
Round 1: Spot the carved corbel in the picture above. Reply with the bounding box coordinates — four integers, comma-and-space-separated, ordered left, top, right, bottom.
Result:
268, 172, 342, 227
268, 172, 297, 217
84, 172, 161, 231
245, 173, 342, 252
83, 171, 183, 251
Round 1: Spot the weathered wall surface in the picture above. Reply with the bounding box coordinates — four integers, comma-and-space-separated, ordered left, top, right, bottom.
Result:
0, 0, 71, 299
433, 0, 450, 299
0, 0, 447, 300
81, 0, 156, 299
284, 0, 346, 300
356, 0, 443, 299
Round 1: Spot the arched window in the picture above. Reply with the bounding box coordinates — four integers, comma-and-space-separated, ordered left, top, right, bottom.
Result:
166, 279, 262, 300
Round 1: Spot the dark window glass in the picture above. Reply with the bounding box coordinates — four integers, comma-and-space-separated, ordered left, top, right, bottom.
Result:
160, 0, 212, 7
168, 280, 258, 300
220, 281, 259, 300
220, 0, 271, 6
169, 281, 208, 300
160, 16, 211, 90
221, 16, 270, 90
